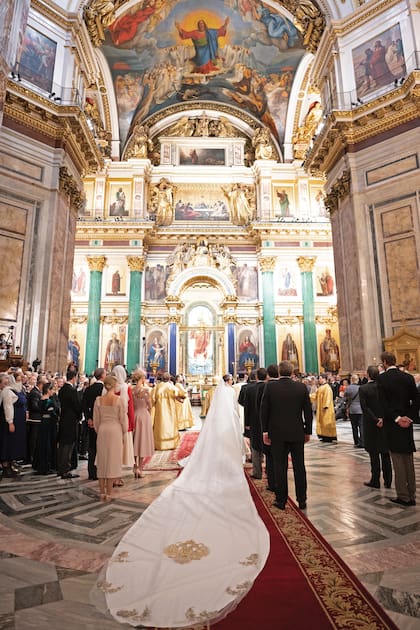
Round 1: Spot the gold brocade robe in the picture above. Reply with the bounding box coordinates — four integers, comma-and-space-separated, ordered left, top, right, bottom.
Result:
151, 381, 180, 450
175, 383, 194, 430
312, 383, 336, 438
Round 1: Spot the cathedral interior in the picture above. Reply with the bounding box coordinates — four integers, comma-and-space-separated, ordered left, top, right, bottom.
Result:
0, 0, 420, 627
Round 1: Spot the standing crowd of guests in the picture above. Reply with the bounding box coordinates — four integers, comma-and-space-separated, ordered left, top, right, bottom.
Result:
0, 350, 418, 508
0, 365, 194, 502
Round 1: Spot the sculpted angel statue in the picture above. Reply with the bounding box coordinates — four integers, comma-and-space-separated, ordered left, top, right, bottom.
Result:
150, 178, 175, 226
222, 183, 253, 226
252, 127, 273, 160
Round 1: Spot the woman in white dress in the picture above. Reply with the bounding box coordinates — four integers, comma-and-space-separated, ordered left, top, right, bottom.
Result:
93, 375, 270, 628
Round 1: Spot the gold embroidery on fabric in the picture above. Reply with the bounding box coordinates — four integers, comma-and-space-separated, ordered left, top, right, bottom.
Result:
112, 551, 129, 562
185, 606, 218, 623
97, 580, 123, 593
239, 553, 259, 566
164, 540, 210, 564
226, 580, 252, 596
116, 606, 151, 622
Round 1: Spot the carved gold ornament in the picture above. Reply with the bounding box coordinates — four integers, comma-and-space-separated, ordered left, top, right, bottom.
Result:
164, 540, 210, 564
127, 256, 145, 272
87, 255, 107, 272
297, 256, 316, 273
258, 256, 277, 272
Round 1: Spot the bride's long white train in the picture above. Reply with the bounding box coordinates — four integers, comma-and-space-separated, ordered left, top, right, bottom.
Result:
92, 380, 270, 628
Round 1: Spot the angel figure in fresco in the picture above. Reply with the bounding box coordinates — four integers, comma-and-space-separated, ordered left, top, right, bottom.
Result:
175, 16, 229, 74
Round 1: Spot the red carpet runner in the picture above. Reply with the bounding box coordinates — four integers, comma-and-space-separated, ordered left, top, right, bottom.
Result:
143, 431, 200, 470
213, 477, 398, 630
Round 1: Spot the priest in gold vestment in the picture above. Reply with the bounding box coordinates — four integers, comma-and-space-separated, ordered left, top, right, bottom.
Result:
151, 373, 181, 450
312, 374, 337, 442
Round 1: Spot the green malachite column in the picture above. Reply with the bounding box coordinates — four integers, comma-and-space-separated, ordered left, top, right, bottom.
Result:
85, 255, 107, 375
126, 256, 144, 373
259, 256, 277, 367
297, 256, 319, 374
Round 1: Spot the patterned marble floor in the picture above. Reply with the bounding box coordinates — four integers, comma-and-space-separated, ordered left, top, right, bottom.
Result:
0, 418, 419, 629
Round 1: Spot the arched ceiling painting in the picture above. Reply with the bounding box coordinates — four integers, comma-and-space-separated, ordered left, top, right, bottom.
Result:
98, 0, 309, 154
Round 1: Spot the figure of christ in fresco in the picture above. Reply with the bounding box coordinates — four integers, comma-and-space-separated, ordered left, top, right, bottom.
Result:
175, 17, 229, 74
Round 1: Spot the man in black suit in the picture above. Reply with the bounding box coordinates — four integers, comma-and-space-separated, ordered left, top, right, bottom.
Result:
359, 365, 392, 489
82, 367, 105, 480
242, 368, 267, 479
261, 361, 312, 510
57, 369, 82, 479
377, 351, 418, 506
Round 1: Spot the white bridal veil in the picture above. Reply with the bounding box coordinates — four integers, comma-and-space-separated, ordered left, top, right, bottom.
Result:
93, 379, 270, 628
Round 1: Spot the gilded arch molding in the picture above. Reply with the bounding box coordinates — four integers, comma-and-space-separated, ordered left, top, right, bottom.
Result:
167, 268, 236, 299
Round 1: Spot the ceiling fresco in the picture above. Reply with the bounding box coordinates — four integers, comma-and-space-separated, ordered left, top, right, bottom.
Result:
100, 0, 307, 153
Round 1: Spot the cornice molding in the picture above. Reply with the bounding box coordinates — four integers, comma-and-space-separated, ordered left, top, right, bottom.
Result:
4, 83, 104, 174
330, 0, 403, 36
31, 0, 77, 29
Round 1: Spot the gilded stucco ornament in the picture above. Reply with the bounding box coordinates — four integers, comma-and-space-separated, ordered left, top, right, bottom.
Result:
258, 256, 277, 272
127, 256, 145, 272
59, 167, 84, 212
87, 255, 107, 272
324, 170, 351, 216
297, 256, 316, 273
84, 0, 121, 47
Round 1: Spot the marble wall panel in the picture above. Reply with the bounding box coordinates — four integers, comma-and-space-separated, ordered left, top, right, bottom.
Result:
0, 151, 43, 182
381, 205, 413, 238
384, 236, 419, 322
0, 204, 27, 234
0, 234, 23, 321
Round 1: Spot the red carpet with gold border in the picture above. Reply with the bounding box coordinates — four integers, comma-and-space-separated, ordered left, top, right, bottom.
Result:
143, 431, 200, 470
212, 475, 398, 630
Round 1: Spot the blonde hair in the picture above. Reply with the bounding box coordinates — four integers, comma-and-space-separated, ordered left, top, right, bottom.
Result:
132, 369, 147, 383
104, 375, 118, 391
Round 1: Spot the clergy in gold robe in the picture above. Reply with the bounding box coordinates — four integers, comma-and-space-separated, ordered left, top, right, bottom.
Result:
312, 375, 337, 442
175, 377, 194, 430
151, 373, 180, 450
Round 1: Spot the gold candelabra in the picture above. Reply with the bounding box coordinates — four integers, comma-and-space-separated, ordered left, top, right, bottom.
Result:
150, 360, 159, 376
244, 358, 255, 375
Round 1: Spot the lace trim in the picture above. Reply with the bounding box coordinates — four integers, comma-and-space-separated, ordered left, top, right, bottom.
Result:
164, 539, 210, 564
112, 551, 129, 563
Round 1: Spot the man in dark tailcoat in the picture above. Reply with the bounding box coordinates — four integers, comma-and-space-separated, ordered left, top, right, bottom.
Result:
260, 361, 312, 510
377, 351, 418, 506
359, 365, 392, 489
82, 367, 105, 480
242, 369, 267, 480
57, 369, 82, 479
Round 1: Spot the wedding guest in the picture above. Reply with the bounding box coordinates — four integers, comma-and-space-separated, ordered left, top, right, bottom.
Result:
112, 365, 135, 485
131, 370, 154, 478
93, 375, 126, 501
261, 361, 312, 510
359, 365, 392, 489
57, 369, 82, 479
33, 382, 59, 475
0, 373, 26, 477
82, 368, 106, 480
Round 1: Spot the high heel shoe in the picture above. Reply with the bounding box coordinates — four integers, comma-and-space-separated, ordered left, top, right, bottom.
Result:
134, 466, 144, 479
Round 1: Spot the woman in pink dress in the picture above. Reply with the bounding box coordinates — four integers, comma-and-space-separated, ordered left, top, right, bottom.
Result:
131, 369, 154, 478
93, 375, 126, 501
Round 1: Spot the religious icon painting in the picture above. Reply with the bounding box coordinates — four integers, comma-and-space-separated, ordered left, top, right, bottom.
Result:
352, 23, 406, 100
237, 330, 259, 371
107, 181, 131, 217
179, 147, 226, 166
174, 183, 229, 221
309, 185, 328, 218
277, 265, 298, 297
106, 267, 126, 296
315, 265, 335, 296
146, 331, 166, 372
187, 305, 214, 376
80, 180, 95, 217
272, 184, 295, 220
19, 25, 57, 93
71, 265, 88, 298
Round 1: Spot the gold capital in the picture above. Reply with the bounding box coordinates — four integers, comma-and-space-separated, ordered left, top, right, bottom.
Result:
87, 255, 107, 272
297, 256, 316, 273
127, 256, 145, 272
259, 256, 277, 272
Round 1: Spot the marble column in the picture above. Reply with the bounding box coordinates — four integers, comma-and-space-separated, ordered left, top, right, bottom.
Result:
297, 256, 318, 374
126, 256, 144, 373
85, 256, 106, 375
259, 256, 277, 367
228, 322, 235, 376
169, 322, 177, 376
